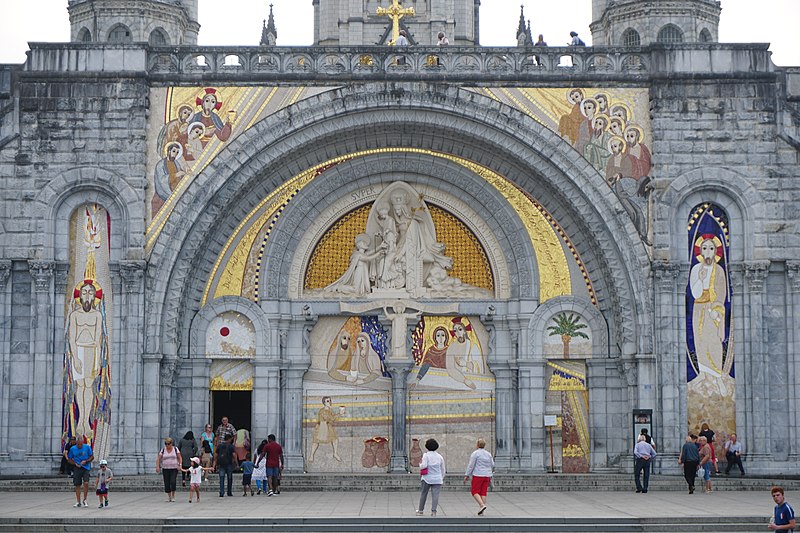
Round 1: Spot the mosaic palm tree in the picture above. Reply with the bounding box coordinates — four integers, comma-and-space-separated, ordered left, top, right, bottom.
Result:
547, 313, 589, 358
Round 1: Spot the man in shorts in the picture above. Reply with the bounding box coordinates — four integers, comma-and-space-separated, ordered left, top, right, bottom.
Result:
67, 436, 94, 507
265, 434, 284, 496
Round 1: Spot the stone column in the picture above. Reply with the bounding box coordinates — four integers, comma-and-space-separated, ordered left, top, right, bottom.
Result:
0, 261, 11, 454
282, 364, 307, 472
492, 364, 516, 470
744, 261, 769, 462
160, 357, 179, 440
788, 262, 800, 460
28, 260, 55, 458
253, 359, 281, 438
652, 261, 682, 456
516, 359, 546, 471
385, 359, 412, 473
118, 260, 145, 462
141, 352, 163, 465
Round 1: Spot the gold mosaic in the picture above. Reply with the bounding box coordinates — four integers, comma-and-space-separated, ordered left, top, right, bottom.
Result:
303, 204, 494, 290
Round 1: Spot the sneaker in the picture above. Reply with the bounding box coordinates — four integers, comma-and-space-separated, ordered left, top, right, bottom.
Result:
431, 511, 437, 517
268, 490, 273, 496
415, 510, 424, 516
99, 504, 104, 509
257, 489, 262, 495
82, 501, 88, 507
73, 502, 82, 508
105, 500, 109, 507
478, 506, 486, 516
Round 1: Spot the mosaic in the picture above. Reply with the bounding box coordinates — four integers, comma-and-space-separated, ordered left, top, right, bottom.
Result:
686, 202, 734, 459
62, 204, 113, 461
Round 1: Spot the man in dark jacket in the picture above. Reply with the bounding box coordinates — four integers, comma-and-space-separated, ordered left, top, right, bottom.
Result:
213, 434, 238, 497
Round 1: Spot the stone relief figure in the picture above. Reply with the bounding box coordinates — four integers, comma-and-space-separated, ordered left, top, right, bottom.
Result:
689, 236, 728, 378
319, 181, 490, 299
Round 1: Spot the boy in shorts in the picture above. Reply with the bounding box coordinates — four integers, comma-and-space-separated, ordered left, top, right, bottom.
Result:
95, 459, 113, 508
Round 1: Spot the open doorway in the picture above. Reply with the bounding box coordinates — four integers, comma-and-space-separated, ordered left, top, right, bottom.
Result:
211, 390, 252, 433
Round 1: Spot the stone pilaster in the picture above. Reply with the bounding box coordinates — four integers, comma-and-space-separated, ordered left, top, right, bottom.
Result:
743, 261, 770, 459
28, 260, 55, 457
282, 364, 307, 472
492, 364, 516, 470
651, 261, 682, 456
118, 260, 146, 459
253, 358, 281, 438
516, 359, 546, 472
0, 261, 11, 455
141, 352, 163, 461
385, 359, 412, 473
786, 262, 800, 459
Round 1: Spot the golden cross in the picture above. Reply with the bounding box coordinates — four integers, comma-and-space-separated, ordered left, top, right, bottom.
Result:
376, 0, 415, 43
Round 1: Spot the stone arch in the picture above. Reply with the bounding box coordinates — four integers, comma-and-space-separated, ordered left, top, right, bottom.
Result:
527, 296, 610, 359
107, 23, 133, 43
276, 155, 519, 301
621, 28, 641, 47
657, 24, 684, 44
188, 296, 271, 360
149, 27, 170, 46
35, 166, 142, 261
145, 83, 651, 361
77, 27, 92, 43
661, 167, 763, 263
699, 28, 713, 43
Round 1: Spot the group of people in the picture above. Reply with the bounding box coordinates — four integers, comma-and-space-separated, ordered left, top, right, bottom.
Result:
62, 436, 111, 509
415, 438, 495, 517
631, 422, 747, 496
155, 417, 284, 501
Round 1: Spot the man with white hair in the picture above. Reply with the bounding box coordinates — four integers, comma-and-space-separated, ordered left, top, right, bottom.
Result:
633, 434, 656, 493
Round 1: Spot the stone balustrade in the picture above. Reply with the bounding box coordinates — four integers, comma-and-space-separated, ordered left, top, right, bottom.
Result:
18, 42, 778, 82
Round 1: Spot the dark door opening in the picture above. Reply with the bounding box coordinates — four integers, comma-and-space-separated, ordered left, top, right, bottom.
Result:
211, 390, 252, 433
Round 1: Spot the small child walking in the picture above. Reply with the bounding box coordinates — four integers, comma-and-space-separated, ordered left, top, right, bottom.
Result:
181, 457, 212, 503
253, 451, 267, 494
241, 452, 254, 496
95, 459, 113, 508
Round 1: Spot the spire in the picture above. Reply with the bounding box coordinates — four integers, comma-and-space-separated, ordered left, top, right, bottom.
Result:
260, 3, 278, 46
516, 5, 531, 47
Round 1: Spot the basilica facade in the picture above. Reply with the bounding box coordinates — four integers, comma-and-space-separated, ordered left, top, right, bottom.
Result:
0, 0, 798, 475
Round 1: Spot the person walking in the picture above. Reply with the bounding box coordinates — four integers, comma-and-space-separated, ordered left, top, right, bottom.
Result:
265, 434, 284, 496
95, 459, 112, 508
240, 452, 254, 496
252, 448, 267, 495
678, 433, 700, 494
416, 438, 445, 517
66, 436, 94, 507
215, 416, 236, 448
181, 456, 212, 503
214, 434, 237, 497
724, 433, 745, 476
178, 431, 198, 487
698, 435, 713, 493
60, 436, 77, 476
699, 423, 720, 475
155, 437, 182, 502
633, 434, 656, 493
464, 438, 494, 516
769, 486, 796, 531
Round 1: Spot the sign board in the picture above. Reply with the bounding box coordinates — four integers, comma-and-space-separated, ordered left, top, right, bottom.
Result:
544, 415, 558, 427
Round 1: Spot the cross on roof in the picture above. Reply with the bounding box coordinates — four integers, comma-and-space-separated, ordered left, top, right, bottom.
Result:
376, 0, 415, 44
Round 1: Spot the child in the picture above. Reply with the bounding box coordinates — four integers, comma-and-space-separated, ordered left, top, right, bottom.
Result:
95, 459, 113, 508
252, 451, 267, 495
181, 457, 211, 503
240, 452, 254, 496
200, 439, 213, 481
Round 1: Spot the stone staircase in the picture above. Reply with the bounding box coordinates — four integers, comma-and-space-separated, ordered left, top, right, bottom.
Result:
0, 472, 794, 493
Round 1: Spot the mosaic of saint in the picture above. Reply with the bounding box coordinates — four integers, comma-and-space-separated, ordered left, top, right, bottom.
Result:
407, 316, 495, 472
686, 203, 734, 456
304, 316, 391, 472
62, 204, 113, 460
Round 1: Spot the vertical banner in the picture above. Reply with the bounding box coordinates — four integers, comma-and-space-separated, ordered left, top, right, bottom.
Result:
686, 203, 733, 455
62, 204, 113, 459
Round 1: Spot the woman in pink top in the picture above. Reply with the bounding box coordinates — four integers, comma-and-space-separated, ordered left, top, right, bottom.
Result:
156, 437, 182, 502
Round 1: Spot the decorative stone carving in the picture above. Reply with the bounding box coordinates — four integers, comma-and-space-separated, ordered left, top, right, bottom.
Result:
314, 181, 491, 299
788, 261, 800, 293
161, 358, 179, 386
0, 260, 11, 286
744, 261, 770, 293
119, 260, 146, 293
651, 261, 680, 292
28, 260, 55, 292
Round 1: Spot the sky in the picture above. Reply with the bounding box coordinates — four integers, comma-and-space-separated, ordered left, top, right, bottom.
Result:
0, 0, 797, 66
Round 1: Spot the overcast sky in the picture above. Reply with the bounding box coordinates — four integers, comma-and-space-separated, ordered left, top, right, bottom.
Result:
1, 0, 797, 66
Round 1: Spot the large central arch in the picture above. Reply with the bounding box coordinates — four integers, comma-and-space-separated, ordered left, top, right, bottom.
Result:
145, 83, 652, 360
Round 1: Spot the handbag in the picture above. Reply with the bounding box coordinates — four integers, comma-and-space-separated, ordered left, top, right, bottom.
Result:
419, 467, 429, 475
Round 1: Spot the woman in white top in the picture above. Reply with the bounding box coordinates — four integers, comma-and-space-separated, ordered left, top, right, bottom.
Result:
464, 438, 494, 515
416, 438, 445, 516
